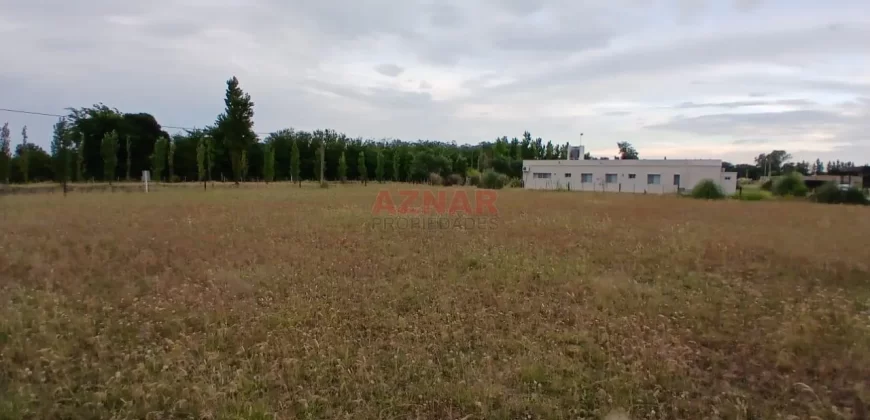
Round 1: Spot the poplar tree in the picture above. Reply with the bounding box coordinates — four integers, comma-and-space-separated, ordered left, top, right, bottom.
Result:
375, 149, 385, 183
338, 151, 348, 182
358, 151, 368, 186
263, 143, 275, 183
0, 123, 10, 184
101, 130, 119, 184
290, 139, 301, 187
20, 126, 29, 183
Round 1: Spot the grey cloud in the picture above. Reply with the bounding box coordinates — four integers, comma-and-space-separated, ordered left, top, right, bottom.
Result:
419, 81, 432, 89
748, 92, 768, 97
603, 111, 631, 116
375, 64, 405, 77
675, 99, 815, 108
732, 138, 770, 144
482, 24, 870, 95
647, 110, 850, 136
491, 25, 612, 53
428, 3, 463, 27
307, 80, 436, 111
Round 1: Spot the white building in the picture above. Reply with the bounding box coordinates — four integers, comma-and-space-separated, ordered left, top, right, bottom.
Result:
522, 159, 737, 195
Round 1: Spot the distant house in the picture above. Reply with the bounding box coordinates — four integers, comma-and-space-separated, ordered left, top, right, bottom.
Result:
522, 158, 737, 195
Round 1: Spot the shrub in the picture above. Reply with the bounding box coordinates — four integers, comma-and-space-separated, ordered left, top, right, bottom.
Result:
691, 179, 725, 200
736, 189, 766, 201
811, 182, 868, 205
428, 172, 443, 186
813, 182, 842, 204
466, 169, 481, 187
445, 173, 463, 186
480, 170, 508, 189
760, 179, 773, 191
842, 187, 869, 205
508, 177, 523, 188
772, 172, 808, 197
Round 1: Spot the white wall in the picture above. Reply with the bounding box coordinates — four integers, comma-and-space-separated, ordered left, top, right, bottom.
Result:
522, 160, 734, 194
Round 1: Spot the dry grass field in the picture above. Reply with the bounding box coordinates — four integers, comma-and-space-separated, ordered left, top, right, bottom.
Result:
1, 184, 869, 419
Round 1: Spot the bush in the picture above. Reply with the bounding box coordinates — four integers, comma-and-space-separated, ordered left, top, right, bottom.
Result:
842, 187, 869, 205
444, 173, 463, 186
735, 189, 766, 201
814, 182, 868, 205
508, 177, 523, 188
691, 179, 725, 200
760, 179, 773, 191
772, 172, 808, 197
428, 172, 443, 186
466, 169, 481, 187
480, 170, 508, 189
813, 182, 842, 204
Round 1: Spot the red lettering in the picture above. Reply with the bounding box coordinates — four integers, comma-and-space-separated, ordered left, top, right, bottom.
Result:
371, 191, 396, 215
475, 190, 498, 215
397, 190, 420, 214
448, 191, 473, 215
422, 190, 447, 215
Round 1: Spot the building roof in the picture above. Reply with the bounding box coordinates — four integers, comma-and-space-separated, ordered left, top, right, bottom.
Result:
523, 159, 722, 167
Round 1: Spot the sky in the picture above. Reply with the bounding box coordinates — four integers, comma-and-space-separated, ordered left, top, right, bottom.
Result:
1, 0, 869, 164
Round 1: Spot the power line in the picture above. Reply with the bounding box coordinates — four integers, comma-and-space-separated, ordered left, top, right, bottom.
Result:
0, 107, 274, 136
0, 108, 64, 118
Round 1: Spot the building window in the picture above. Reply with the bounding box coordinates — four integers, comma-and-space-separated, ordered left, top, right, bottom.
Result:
565, 173, 572, 178
605, 173, 618, 184
647, 174, 661, 185
581, 173, 593, 183
628, 173, 636, 179
673, 174, 681, 186
533, 173, 551, 179
725, 176, 732, 180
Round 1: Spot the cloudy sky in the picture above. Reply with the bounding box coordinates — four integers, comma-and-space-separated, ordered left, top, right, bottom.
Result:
1, 0, 869, 163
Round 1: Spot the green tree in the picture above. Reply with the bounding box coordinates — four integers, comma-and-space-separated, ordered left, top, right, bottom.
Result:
291, 139, 301, 186
375, 148, 385, 183
755, 150, 791, 176
0, 123, 10, 183
20, 126, 29, 183
205, 136, 215, 182
51, 118, 72, 189
240, 149, 248, 181
814, 159, 825, 175
617, 141, 639, 159
392, 150, 401, 181
125, 135, 132, 181
76, 133, 86, 182
358, 151, 368, 185
168, 139, 176, 182
101, 130, 119, 184
263, 142, 275, 183
11, 144, 52, 183
544, 141, 554, 159
151, 136, 168, 182
214, 76, 256, 184
338, 151, 348, 182
197, 136, 207, 188
454, 155, 468, 179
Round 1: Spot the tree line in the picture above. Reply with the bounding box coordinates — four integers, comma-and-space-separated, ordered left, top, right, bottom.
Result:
721, 150, 864, 180
0, 77, 577, 186
0, 77, 865, 186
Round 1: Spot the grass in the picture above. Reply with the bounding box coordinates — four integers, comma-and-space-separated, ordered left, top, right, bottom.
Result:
1, 184, 869, 419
